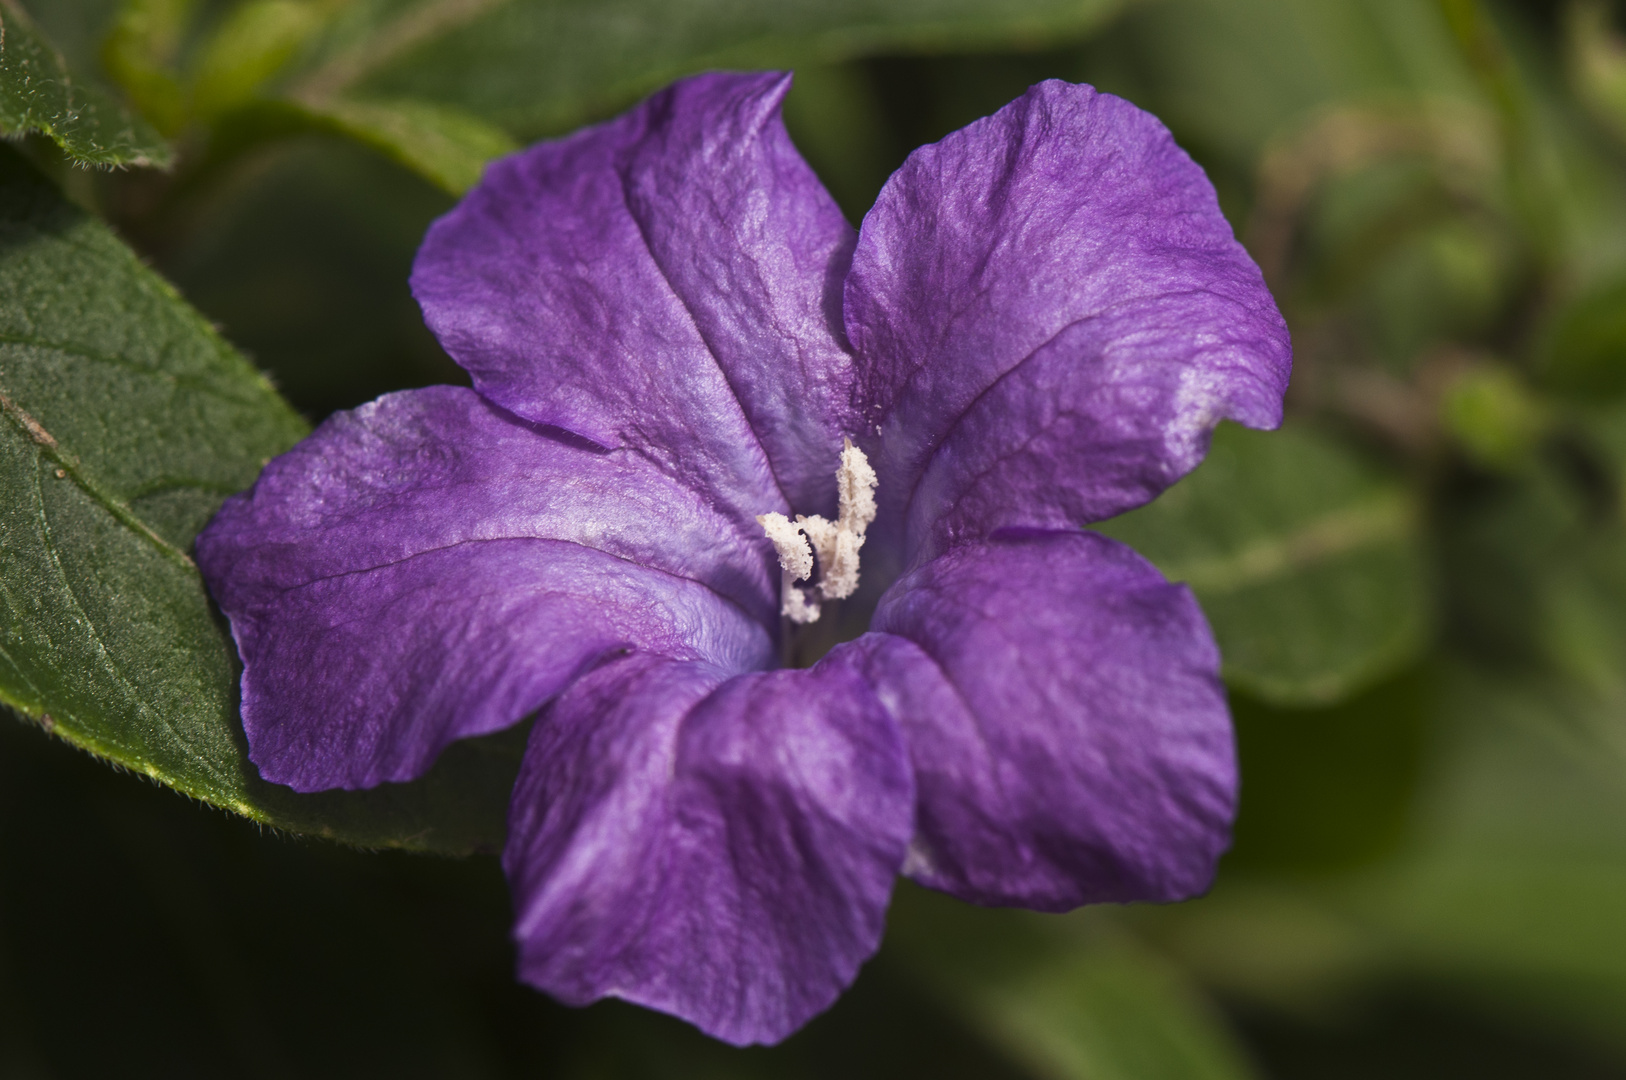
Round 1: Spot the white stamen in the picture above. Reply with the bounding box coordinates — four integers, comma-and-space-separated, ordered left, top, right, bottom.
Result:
796, 514, 838, 579
781, 582, 822, 624
755, 511, 821, 624
757, 511, 813, 581
820, 527, 864, 600
755, 441, 880, 624
836, 438, 877, 539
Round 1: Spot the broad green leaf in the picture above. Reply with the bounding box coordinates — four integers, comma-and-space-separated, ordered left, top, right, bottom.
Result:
0, 145, 518, 853
0, 0, 171, 167
191, 0, 1127, 202
1097, 423, 1430, 706
292, 0, 1131, 139
889, 886, 1260, 1080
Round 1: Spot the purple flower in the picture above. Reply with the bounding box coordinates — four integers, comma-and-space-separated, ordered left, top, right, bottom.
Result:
197, 72, 1289, 1045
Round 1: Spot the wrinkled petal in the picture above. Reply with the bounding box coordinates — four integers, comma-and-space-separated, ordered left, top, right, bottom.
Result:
197, 386, 774, 791
844, 81, 1291, 566
412, 71, 858, 523
852, 529, 1234, 909
505, 650, 913, 1046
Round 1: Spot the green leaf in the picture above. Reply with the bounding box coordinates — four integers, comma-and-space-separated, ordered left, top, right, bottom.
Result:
1097, 423, 1431, 706
100, 0, 193, 135
889, 886, 1260, 1080
1142, 656, 1626, 1053
1432, 428, 1626, 680
0, 145, 518, 853
1438, 363, 1548, 469
1344, 665, 1626, 1055
1539, 272, 1626, 400
1569, 0, 1626, 154
1225, 667, 1432, 873
189, 0, 328, 121
291, 0, 1131, 139
289, 96, 516, 194
779, 61, 893, 223
0, 0, 172, 167
206, 95, 514, 195
1082, 0, 1479, 169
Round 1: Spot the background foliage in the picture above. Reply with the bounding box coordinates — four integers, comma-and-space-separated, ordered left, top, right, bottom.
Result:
6, 0, 1626, 1075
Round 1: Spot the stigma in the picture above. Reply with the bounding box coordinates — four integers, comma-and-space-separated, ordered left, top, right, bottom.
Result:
755, 439, 878, 625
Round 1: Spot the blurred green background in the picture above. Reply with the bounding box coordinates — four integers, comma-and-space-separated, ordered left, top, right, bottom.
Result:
11, 0, 1626, 1076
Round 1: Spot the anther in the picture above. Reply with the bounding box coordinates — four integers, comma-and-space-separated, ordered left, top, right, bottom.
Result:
755, 511, 821, 624
757, 441, 878, 624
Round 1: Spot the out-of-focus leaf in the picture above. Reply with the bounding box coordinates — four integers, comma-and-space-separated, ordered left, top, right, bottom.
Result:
1432, 425, 1626, 684
1097, 423, 1431, 706
1338, 666, 1626, 1057
210, 96, 514, 194
1568, 0, 1626, 145
1240, 98, 1512, 367
1439, 363, 1548, 469
1079, 0, 1477, 171
291, 0, 1130, 139
1226, 667, 1432, 873
100, 0, 191, 134
780, 62, 893, 224
190, 0, 327, 120
0, 145, 519, 853
15, 0, 120, 74
292, 96, 515, 194
888, 886, 1260, 1080
1143, 659, 1626, 1060
159, 129, 463, 420
1, 711, 1047, 1079
0, 0, 171, 167
1540, 272, 1626, 399
1533, 403, 1626, 697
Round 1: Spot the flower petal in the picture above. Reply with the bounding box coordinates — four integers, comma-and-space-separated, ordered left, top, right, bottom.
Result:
412, 71, 858, 521
196, 386, 774, 792
855, 529, 1234, 909
844, 81, 1291, 565
505, 650, 913, 1046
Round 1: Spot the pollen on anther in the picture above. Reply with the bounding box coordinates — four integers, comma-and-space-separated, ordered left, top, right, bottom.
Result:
756, 441, 879, 623
756, 511, 821, 624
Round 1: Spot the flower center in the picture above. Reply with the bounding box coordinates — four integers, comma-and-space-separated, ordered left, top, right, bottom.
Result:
755, 439, 877, 625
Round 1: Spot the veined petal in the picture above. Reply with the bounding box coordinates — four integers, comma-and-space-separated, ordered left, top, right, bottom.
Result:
844, 81, 1290, 566
505, 650, 913, 1046
855, 530, 1234, 909
412, 71, 858, 524
196, 386, 774, 792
